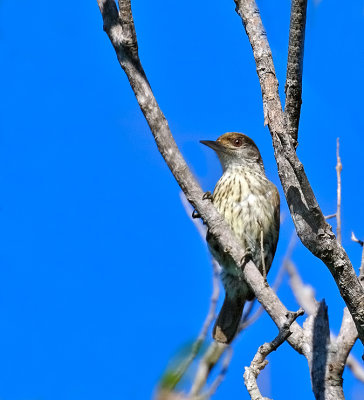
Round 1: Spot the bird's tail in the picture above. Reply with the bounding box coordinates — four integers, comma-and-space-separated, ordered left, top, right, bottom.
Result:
213, 295, 245, 344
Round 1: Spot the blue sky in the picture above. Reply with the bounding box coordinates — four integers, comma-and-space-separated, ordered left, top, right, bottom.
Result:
0, 0, 363, 399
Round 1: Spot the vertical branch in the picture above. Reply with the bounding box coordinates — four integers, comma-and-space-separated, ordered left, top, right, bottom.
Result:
336, 138, 342, 244
284, 0, 308, 143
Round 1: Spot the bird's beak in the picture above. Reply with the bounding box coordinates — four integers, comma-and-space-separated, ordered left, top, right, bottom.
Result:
200, 140, 225, 153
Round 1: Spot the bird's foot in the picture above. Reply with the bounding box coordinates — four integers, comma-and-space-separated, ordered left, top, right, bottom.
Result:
202, 191, 213, 201
240, 248, 252, 266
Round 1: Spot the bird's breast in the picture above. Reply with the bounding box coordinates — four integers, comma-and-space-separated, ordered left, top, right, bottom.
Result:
212, 169, 277, 244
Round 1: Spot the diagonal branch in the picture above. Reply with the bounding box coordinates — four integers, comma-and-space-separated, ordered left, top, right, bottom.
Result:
284, 0, 307, 143
97, 0, 306, 355
234, 0, 364, 346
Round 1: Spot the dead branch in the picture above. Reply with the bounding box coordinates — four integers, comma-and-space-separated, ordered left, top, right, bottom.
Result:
203, 347, 233, 399
189, 341, 228, 397
336, 138, 342, 244
347, 354, 364, 383
244, 309, 304, 400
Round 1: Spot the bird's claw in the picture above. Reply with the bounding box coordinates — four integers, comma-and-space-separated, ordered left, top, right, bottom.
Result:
240, 248, 253, 266
192, 209, 201, 219
202, 191, 213, 201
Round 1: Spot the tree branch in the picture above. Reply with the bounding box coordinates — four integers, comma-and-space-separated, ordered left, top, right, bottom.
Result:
189, 341, 228, 397
97, 0, 308, 355
347, 354, 364, 383
284, 0, 307, 143
234, 0, 364, 345
336, 138, 342, 244
203, 347, 233, 399
244, 309, 304, 400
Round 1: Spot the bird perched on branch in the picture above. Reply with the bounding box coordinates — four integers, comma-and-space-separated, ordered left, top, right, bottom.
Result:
200, 132, 280, 344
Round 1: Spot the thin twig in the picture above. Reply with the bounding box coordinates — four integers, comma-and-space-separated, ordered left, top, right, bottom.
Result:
325, 214, 336, 220
260, 229, 266, 279
346, 354, 364, 383
285, 260, 317, 315
203, 347, 234, 398
189, 341, 228, 396
336, 138, 342, 244
172, 261, 220, 384
243, 309, 304, 400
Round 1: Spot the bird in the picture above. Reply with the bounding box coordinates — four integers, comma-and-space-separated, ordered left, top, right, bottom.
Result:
200, 132, 280, 344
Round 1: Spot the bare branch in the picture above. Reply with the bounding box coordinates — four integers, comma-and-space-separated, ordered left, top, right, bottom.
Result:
234, 0, 364, 345
284, 0, 307, 143
347, 354, 364, 383
285, 260, 318, 316
189, 341, 228, 397
171, 261, 220, 388
239, 258, 286, 330
203, 347, 233, 398
335, 308, 358, 369
244, 309, 304, 400
336, 138, 342, 244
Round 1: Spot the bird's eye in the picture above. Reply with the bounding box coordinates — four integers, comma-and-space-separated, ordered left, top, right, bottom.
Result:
233, 138, 242, 147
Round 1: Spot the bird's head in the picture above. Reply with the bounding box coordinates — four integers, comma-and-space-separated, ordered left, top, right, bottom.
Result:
200, 132, 264, 172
